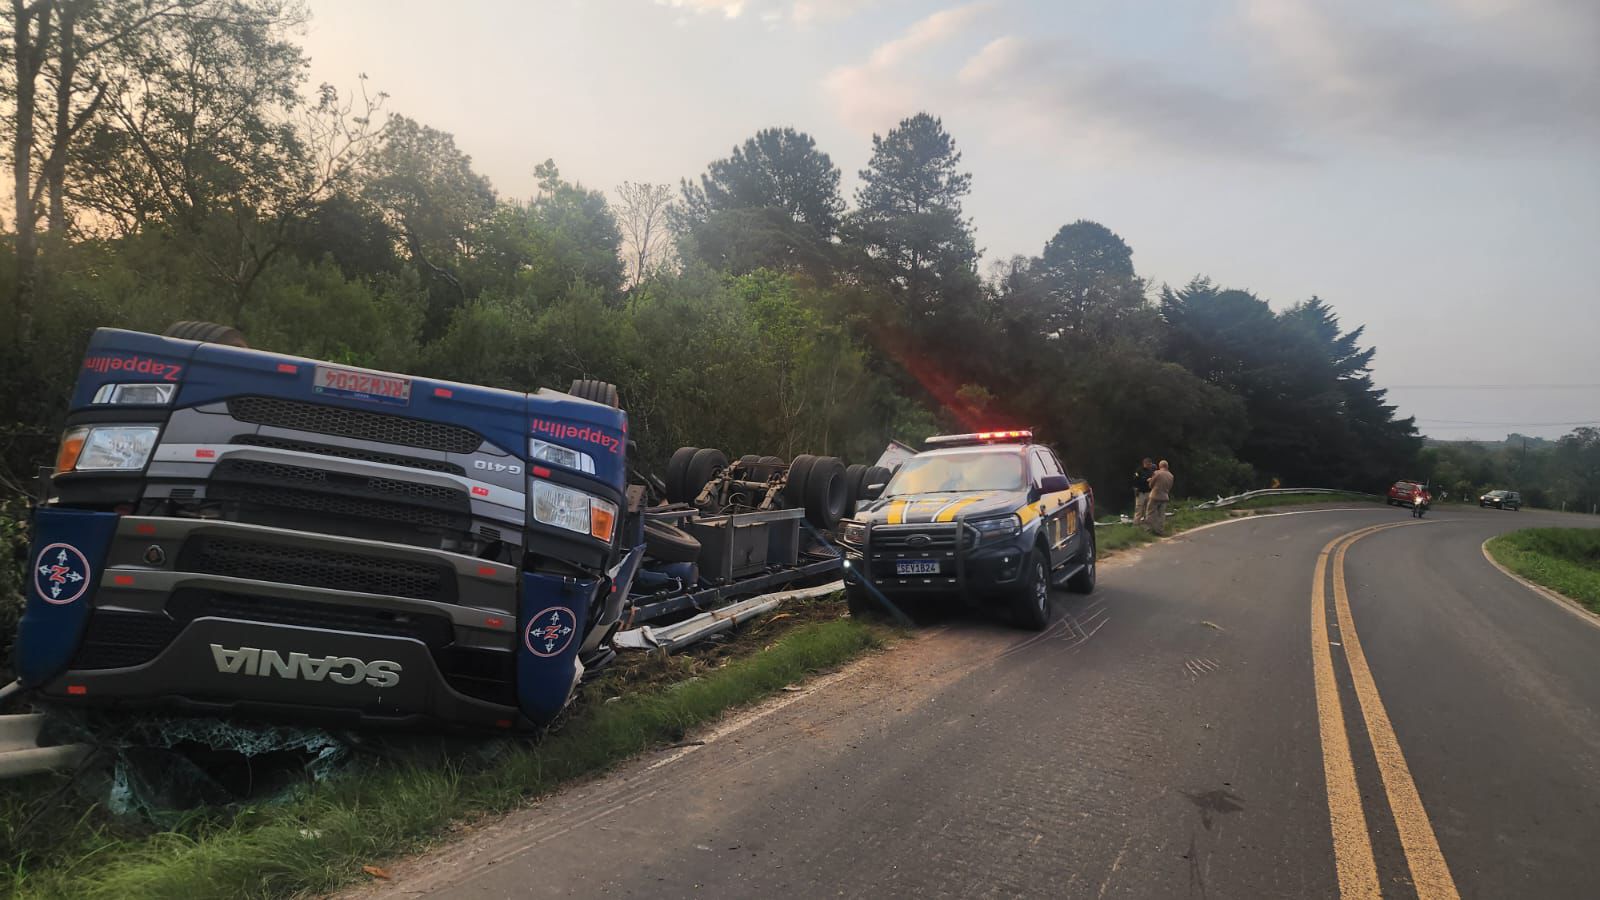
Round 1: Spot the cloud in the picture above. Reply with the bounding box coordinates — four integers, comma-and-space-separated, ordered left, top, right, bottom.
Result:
655, 0, 746, 18
823, 2, 996, 134
825, 5, 1298, 161
651, 0, 877, 24
1240, 0, 1600, 147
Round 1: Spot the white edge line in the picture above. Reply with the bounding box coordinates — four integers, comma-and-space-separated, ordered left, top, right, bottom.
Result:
1480, 538, 1600, 633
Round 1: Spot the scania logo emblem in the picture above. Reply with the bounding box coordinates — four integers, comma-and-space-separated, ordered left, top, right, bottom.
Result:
907, 534, 932, 547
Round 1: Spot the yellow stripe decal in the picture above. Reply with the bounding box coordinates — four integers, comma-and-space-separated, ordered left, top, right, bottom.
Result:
933, 495, 987, 522
1016, 504, 1040, 525
887, 500, 908, 525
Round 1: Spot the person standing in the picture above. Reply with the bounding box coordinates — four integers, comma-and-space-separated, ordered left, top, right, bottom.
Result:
1147, 460, 1175, 535
1131, 457, 1156, 526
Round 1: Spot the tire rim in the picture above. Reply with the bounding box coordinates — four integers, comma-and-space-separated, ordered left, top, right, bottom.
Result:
1034, 560, 1048, 613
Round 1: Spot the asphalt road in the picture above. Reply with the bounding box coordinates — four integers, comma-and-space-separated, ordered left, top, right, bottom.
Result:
361, 504, 1600, 899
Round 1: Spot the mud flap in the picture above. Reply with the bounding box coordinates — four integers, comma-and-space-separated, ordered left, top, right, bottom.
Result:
16, 508, 119, 687
516, 572, 599, 726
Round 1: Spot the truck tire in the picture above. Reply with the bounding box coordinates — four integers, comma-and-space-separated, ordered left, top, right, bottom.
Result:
844, 464, 868, 516
569, 378, 620, 408
1011, 549, 1051, 631
683, 448, 728, 503
163, 321, 248, 347
738, 454, 762, 469
665, 447, 700, 503
644, 518, 701, 563
785, 455, 817, 509
804, 456, 849, 529
861, 465, 894, 500
1066, 526, 1096, 594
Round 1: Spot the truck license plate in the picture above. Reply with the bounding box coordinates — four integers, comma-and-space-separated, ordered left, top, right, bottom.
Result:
896, 560, 939, 576
313, 365, 412, 407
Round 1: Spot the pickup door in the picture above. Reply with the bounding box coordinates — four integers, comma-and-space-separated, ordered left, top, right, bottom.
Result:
1030, 447, 1086, 571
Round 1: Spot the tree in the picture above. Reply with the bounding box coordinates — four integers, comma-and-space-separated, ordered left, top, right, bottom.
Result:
614, 180, 674, 288
675, 127, 843, 275
1029, 220, 1149, 339
360, 115, 495, 322
847, 113, 978, 317
470, 162, 624, 303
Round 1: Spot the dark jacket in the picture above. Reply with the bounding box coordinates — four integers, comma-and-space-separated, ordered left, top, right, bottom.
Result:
1132, 465, 1155, 493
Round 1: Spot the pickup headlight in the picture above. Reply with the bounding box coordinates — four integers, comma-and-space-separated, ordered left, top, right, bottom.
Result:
532, 480, 617, 542
971, 514, 1022, 542
92, 383, 176, 405
55, 425, 161, 473
530, 438, 597, 474
839, 520, 867, 545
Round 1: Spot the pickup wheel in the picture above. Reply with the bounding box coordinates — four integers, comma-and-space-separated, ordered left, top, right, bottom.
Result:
569, 378, 620, 408
644, 518, 701, 563
163, 321, 248, 347
1066, 526, 1097, 594
665, 447, 700, 503
845, 581, 882, 620
683, 448, 728, 503
1011, 550, 1051, 631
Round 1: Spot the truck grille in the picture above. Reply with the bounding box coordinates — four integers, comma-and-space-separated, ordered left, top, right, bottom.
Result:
69, 610, 183, 669
167, 590, 455, 648
871, 525, 962, 550
177, 536, 456, 603
208, 458, 472, 532
227, 396, 481, 453
235, 434, 464, 475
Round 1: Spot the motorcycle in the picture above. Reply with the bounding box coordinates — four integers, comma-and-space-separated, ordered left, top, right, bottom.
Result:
1412, 494, 1429, 518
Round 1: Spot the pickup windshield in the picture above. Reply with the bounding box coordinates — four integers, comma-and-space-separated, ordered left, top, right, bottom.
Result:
887, 452, 1025, 496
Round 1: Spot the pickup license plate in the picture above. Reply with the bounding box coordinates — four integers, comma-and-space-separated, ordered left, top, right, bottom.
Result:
896, 560, 940, 576
313, 365, 412, 407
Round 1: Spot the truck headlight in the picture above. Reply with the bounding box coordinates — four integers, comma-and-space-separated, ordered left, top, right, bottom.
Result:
532, 480, 617, 542
839, 520, 867, 545
92, 383, 176, 405
530, 438, 597, 474
55, 425, 161, 473
971, 514, 1021, 542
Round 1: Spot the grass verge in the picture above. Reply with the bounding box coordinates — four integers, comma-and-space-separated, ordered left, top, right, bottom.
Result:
1486, 528, 1600, 615
1096, 492, 1382, 556
3, 603, 882, 899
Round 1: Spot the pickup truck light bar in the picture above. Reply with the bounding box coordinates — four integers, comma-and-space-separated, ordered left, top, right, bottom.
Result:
924, 430, 1033, 448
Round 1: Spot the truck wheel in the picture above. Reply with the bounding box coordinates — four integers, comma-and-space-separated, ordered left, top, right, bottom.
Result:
861, 466, 894, 501
644, 518, 701, 563
785, 455, 817, 509
569, 378, 620, 408
1012, 550, 1051, 631
163, 321, 248, 347
804, 457, 848, 529
683, 448, 728, 503
665, 447, 700, 503
844, 464, 868, 516
1066, 526, 1096, 594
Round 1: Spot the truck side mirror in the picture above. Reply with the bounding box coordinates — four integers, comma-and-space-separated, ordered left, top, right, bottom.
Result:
1039, 474, 1070, 494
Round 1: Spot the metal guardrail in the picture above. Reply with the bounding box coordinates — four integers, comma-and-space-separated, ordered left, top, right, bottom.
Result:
1193, 488, 1381, 510
0, 711, 92, 780
614, 581, 845, 653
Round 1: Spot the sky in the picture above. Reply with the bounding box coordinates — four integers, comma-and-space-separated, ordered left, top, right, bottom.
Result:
300, 0, 1600, 441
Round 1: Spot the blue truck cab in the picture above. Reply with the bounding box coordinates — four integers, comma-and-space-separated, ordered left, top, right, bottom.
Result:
16, 327, 640, 730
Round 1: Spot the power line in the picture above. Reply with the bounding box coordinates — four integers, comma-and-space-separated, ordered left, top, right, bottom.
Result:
1388, 383, 1600, 390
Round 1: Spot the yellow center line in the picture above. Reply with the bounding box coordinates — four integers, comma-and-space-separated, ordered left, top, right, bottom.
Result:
1332, 529, 1462, 900
1311, 523, 1392, 899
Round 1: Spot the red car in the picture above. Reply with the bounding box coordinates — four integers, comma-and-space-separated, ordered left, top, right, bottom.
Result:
1387, 481, 1430, 506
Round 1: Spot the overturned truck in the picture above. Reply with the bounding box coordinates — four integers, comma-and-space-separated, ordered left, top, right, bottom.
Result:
13, 324, 874, 732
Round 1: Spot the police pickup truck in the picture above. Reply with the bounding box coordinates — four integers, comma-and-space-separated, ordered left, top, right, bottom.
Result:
836, 431, 1095, 630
